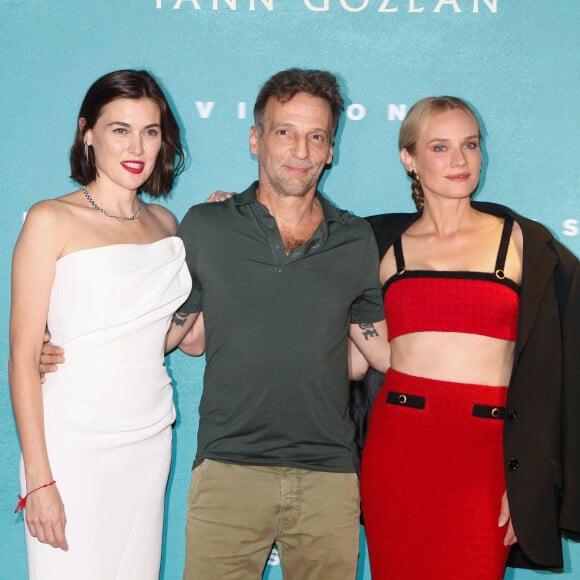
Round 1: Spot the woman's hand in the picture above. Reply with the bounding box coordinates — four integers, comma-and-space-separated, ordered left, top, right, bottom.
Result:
205, 191, 233, 203
25, 483, 68, 551
498, 490, 518, 546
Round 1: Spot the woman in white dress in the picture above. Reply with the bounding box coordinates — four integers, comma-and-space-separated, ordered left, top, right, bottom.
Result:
9, 70, 196, 579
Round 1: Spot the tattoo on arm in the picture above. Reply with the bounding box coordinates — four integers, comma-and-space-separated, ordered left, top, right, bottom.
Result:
359, 323, 379, 341
172, 312, 190, 327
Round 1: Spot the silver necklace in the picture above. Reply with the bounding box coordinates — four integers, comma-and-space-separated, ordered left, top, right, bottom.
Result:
82, 186, 142, 222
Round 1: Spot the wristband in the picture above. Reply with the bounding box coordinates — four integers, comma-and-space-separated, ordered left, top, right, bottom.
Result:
14, 480, 56, 513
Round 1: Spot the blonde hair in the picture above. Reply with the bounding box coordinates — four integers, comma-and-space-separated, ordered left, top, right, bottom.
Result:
399, 97, 482, 210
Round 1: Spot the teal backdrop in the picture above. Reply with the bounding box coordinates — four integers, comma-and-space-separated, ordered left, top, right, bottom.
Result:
1, 2, 579, 578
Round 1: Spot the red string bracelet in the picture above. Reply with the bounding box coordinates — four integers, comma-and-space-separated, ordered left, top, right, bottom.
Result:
14, 480, 56, 513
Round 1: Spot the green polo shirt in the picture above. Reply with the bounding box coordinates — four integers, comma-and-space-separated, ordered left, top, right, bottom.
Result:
178, 182, 383, 473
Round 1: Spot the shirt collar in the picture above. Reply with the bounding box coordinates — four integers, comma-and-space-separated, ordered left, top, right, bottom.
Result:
236, 181, 347, 226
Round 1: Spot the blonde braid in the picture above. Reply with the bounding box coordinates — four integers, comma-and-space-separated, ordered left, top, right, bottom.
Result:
407, 170, 424, 211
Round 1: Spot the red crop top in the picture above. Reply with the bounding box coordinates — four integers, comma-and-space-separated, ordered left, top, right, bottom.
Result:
384, 217, 519, 342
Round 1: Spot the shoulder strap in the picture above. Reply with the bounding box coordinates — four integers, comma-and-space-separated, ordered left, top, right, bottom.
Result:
366, 212, 420, 260
393, 237, 406, 273
495, 216, 514, 275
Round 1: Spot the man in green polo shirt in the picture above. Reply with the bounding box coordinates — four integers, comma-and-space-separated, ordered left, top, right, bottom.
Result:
175, 69, 389, 579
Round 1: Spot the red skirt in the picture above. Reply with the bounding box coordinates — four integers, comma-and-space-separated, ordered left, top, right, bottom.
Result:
360, 369, 510, 579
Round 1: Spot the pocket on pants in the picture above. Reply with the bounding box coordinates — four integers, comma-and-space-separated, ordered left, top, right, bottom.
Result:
187, 459, 210, 507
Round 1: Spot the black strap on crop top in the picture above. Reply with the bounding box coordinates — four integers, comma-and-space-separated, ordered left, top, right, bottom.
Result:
392, 216, 514, 278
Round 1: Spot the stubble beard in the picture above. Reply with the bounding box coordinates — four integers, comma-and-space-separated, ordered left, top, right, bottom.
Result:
264, 164, 322, 199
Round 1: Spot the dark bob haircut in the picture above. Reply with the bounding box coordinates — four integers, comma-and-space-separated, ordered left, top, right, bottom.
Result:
253, 68, 344, 137
70, 69, 185, 197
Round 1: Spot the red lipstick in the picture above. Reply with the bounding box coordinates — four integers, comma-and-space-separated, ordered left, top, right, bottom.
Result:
121, 161, 145, 174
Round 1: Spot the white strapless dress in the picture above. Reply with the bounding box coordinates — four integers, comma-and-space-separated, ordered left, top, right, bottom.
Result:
22, 237, 192, 580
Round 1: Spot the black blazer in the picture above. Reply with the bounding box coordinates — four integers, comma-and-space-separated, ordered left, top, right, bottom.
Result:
352, 202, 580, 569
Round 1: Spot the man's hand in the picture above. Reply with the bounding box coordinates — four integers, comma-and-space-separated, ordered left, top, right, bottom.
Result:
179, 313, 206, 356
39, 331, 64, 381
165, 311, 199, 353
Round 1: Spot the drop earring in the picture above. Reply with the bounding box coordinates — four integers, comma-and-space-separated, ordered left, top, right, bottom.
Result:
406, 169, 420, 182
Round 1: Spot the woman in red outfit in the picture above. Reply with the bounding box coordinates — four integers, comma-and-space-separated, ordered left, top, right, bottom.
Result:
355, 97, 580, 579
